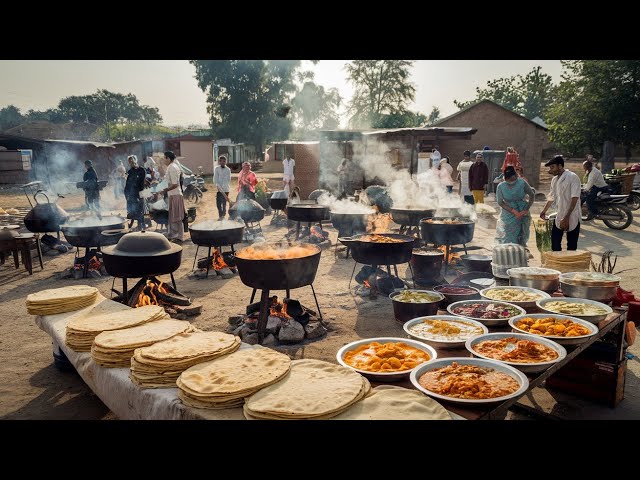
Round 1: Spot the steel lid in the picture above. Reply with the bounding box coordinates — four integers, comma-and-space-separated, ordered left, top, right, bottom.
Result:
103, 231, 182, 257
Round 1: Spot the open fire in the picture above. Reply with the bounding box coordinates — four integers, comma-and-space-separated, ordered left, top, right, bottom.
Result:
367, 211, 392, 233
354, 265, 405, 298
437, 245, 461, 265
194, 248, 238, 279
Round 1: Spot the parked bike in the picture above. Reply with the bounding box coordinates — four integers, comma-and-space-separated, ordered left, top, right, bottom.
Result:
580, 190, 634, 230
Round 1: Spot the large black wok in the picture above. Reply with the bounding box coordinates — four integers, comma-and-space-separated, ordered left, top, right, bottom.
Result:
189, 221, 245, 246
287, 204, 330, 223
229, 199, 265, 223
420, 217, 475, 246
390, 207, 435, 226
60, 216, 126, 247
102, 231, 182, 278
23, 191, 69, 234
234, 242, 321, 290
338, 233, 415, 265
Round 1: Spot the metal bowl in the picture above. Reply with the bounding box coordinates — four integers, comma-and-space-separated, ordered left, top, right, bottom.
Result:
389, 290, 444, 324
447, 300, 526, 327
432, 284, 481, 307
465, 332, 567, 373
409, 357, 529, 405
559, 281, 618, 303
336, 337, 437, 382
508, 313, 598, 346
479, 286, 551, 310
403, 315, 488, 349
535, 297, 613, 324
509, 275, 559, 294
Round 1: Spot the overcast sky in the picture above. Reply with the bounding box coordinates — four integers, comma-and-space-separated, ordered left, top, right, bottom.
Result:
0, 60, 564, 127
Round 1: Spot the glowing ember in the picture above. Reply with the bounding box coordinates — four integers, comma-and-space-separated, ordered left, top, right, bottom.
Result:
363, 279, 372, 289
269, 298, 291, 319
135, 280, 169, 307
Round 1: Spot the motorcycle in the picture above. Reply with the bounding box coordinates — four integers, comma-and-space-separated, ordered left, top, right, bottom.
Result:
606, 176, 640, 211
580, 189, 633, 230
182, 176, 203, 204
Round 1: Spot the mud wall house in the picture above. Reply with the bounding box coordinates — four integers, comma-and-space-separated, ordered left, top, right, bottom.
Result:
431, 100, 549, 189
318, 127, 477, 194
163, 134, 214, 175
269, 141, 320, 199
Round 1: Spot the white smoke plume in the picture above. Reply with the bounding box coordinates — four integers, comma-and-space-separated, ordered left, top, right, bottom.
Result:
191, 220, 245, 230
316, 193, 374, 214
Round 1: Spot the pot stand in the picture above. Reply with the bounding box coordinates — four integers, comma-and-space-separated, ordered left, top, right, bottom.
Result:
116, 273, 178, 305
248, 284, 324, 342
243, 220, 263, 240
294, 220, 324, 241
192, 244, 236, 278
75, 246, 103, 279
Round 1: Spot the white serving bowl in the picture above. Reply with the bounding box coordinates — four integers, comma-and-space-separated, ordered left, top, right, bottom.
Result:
508, 313, 599, 346
403, 315, 488, 349
535, 297, 613, 324
409, 357, 529, 405
336, 337, 437, 382
447, 299, 526, 327
480, 286, 551, 310
465, 332, 567, 373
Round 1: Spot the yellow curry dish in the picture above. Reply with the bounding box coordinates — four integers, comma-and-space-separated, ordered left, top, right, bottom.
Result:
343, 341, 431, 373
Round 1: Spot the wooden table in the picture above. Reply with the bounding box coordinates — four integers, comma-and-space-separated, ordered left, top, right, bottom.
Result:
387, 309, 628, 420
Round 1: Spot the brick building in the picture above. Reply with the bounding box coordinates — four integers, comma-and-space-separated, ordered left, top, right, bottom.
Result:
432, 100, 549, 189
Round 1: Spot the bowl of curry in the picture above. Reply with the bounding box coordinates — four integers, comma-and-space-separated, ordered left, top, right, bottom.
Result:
403, 315, 488, 349
409, 357, 529, 404
465, 332, 566, 373
336, 337, 437, 382
508, 313, 598, 345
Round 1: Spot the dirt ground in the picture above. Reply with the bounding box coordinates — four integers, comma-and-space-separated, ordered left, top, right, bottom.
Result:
0, 171, 638, 420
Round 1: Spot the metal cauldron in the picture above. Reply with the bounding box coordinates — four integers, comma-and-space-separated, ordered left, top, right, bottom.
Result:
420, 217, 475, 246
23, 191, 69, 234
338, 233, 415, 265
189, 220, 245, 246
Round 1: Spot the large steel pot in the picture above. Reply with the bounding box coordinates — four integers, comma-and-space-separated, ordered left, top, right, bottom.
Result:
390, 207, 435, 226
189, 220, 245, 246
23, 191, 69, 233
234, 242, 321, 290
287, 204, 330, 222
420, 217, 475, 245
330, 211, 371, 237
338, 233, 415, 265
102, 231, 182, 278
60, 216, 126, 247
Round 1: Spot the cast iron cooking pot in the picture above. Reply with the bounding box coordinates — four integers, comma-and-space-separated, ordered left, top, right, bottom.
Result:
420, 217, 475, 245
60, 216, 126, 248
102, 231, 182, 278
23, 191, 69, 233
460, 254, 492, 273
338, 233, 415, 265
330, 211, 372, 237
234, 242, 321, 290
189, 221, 245, 246
287, 204, 330, 223
390, 208, 435, 226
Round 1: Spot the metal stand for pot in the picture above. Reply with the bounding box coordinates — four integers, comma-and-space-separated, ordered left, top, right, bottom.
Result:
117, 273, 178, 305
348, 261, 416, 291
294, 220, 324, 241
249, 284, 324, 342
74, 246, 102, 279
192, 244, 236, 278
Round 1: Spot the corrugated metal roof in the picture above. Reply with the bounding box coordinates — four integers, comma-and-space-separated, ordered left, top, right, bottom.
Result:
43, 139, 115, 148
361, 127, 476, 136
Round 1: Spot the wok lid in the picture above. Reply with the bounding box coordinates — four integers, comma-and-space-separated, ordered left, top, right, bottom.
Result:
102, 230, 182, 257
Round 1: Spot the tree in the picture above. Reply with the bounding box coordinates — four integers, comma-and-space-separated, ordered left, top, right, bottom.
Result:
373, 110, 427, 128
345, 60, 416, 128
290, 81, 342, 139
426, 106, 440, 125
0, 105, 25, 131
454, 66, 556, 120
190, 60, 304, 156
546, 60, 640, 171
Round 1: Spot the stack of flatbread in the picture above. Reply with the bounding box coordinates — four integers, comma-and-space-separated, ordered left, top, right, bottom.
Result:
130, 331, 241, 388
66, 304, 167, 352
91, 319, 197, 368
543, 250, 592, 273
177, 347, 291, 409
331, 385, 451, 420
0, 207, 7, 215
4, 208, 19, 215
243, 359, 371, 420
27, 286, 99, 316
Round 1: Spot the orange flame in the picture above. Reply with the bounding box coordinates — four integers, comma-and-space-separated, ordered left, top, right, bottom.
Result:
211, 248, 229, 270
363, 279, 372, 289
135, 280, 169, 308
437, 245, 460, 264
269, 298, 291, 319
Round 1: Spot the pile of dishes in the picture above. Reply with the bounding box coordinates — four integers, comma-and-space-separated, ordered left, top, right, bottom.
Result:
559, 272, 620, 303
465, 332, 567, 373
403, 315, 488, 349
336, 337, 436, 381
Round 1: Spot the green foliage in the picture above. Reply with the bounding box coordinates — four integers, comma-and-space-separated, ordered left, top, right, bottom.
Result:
372, 110, 427, 128
426, 106, 441, 125
546, 60, 640, 160
0, 105, 24, 131
290, 81, 342, 139
190, 60, 302, 154
92, 123, 176, 142
346, 60, 416, 128
454, 66, 556, 120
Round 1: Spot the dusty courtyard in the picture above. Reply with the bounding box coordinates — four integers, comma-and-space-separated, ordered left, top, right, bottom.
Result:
1, 172, 638, 420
